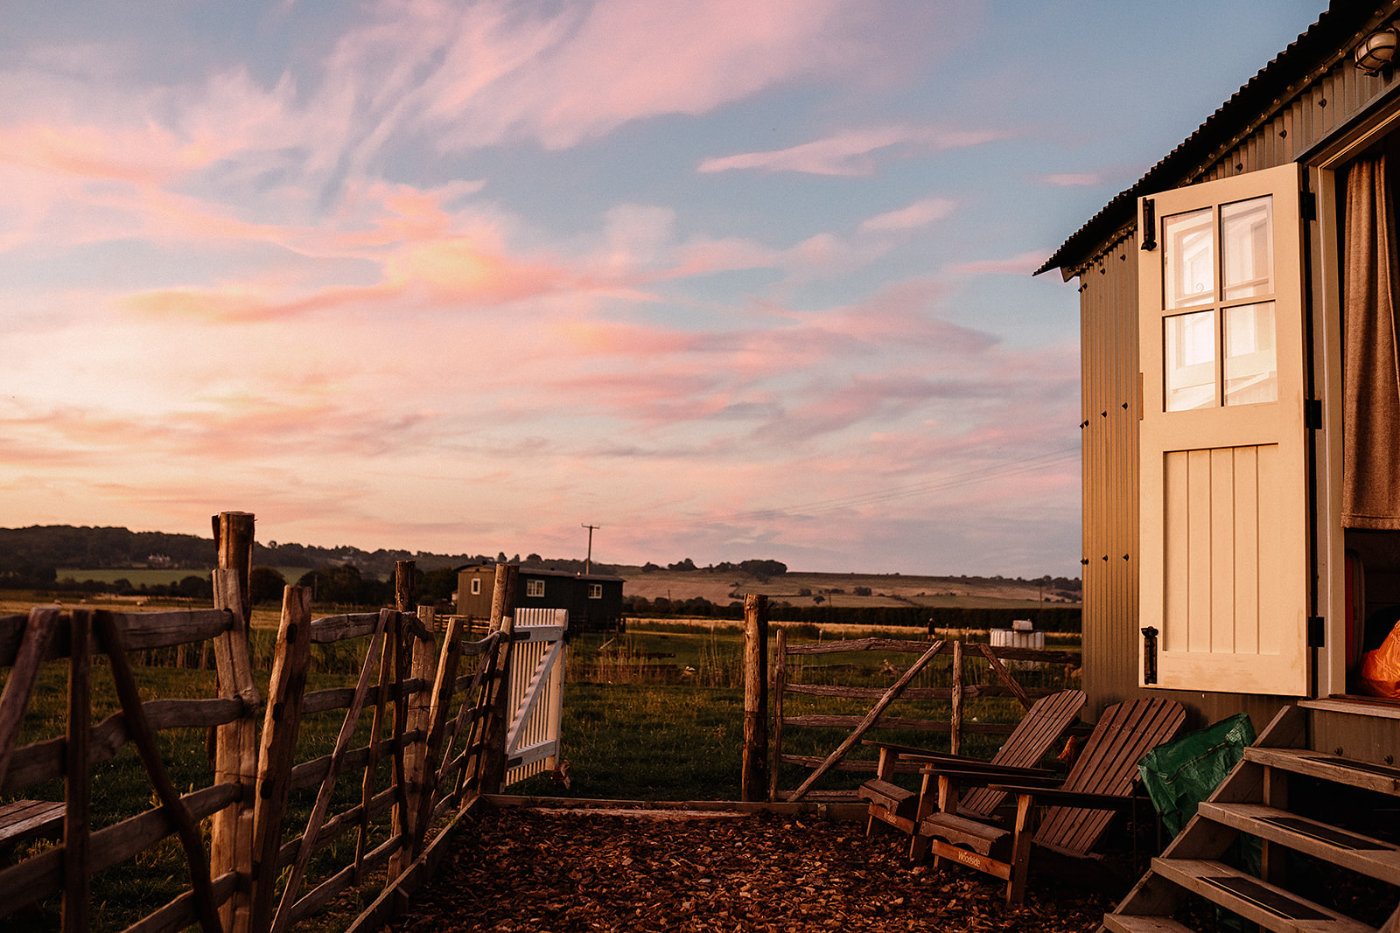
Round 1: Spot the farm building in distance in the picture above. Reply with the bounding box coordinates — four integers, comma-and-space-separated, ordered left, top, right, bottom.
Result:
455, 563, 624, 631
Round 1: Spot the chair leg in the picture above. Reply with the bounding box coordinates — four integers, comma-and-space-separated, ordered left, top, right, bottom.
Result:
909, 831, 930, 864
1005, 793, 1037, 905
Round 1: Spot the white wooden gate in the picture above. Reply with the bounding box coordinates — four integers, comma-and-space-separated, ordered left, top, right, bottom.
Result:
503, 607, 568, 786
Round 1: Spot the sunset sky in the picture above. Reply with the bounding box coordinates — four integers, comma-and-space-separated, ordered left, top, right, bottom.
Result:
1, 1, 1324, 576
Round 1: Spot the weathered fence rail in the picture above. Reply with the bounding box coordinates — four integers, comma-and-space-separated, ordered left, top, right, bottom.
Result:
0, 511, 529, 933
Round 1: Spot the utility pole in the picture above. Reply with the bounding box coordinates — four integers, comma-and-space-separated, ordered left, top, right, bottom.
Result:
581, 523, 600, 574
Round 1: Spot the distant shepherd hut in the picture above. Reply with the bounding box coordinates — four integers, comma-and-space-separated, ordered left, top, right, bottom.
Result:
456, 563, 624, 632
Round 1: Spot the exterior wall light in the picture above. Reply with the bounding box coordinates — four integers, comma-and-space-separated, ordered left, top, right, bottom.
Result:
1355, 27, 1400, 75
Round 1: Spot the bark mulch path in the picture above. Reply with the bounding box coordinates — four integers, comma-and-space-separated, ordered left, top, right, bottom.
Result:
390, 807, 1115, 932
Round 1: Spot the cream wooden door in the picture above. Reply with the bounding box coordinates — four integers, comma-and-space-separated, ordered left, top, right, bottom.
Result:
1138, 162, 1309, 695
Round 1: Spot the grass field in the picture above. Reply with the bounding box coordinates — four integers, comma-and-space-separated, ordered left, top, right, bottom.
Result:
511, 619, 1080, 801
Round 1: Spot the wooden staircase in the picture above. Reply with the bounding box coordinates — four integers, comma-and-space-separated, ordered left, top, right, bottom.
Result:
1103, 706, 1400, 933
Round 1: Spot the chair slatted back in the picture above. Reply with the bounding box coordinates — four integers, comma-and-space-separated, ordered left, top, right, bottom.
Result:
1033, 696, 1185, 854
958, 689, 1086, 818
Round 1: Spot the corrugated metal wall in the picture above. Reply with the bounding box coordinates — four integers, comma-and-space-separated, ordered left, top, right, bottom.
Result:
1079, 236, 1140, 717
1073, 45, 1399, 728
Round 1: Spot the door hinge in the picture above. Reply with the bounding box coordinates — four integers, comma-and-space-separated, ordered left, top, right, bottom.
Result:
1308, 617, 1326, 647
1301, 190, 1317, 222
1140, 199, 1157, 251
1141, 626, 1159, 685
1306, 398, 1323, 429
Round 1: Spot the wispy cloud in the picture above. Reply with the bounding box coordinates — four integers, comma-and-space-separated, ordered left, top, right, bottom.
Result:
859, 196, 958, 232
1038, 172, 1103, 187
0, 0, 1099, 576
949, 249, 1049, 276
698, 125, 1007, 176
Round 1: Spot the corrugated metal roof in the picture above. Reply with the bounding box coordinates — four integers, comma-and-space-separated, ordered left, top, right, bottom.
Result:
1036, 2, 1383, 278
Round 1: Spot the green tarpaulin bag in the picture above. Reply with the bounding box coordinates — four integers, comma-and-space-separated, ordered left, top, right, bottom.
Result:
1137, 712, 1255, 837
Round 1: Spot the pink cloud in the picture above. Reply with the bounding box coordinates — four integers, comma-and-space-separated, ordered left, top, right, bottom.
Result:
698, 125, 1008, 176
412, 0, 860, 150
1038, 172, 1103, 187
859, 197, 957, 232
949, 249, 1050, 276
557, 321, 699, 356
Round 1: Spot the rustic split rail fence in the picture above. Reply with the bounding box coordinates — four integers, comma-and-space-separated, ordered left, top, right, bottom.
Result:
0, 512, 551, 933
737, 596, 1083, 803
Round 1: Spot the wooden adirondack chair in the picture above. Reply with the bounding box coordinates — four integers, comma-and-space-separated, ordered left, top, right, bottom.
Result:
913, 695, 1186, 904
858, 689, 1086, 847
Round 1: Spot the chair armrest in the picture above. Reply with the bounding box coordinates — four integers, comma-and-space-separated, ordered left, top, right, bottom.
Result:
861, 740, 950, 759
920, 767, 1063, 788
918, 759, 1059, 779
986, 784, 1138, 810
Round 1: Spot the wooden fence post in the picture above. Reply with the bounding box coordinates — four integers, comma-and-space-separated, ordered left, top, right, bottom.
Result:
63, 608, 91, 933
479, 563, 518, 795
392, 605, 437, 877
250, 586, 313, 933
213, 512, 255, 629
950, 639, 963, 755
768, 626, 787, 802
412, 612, 463, 857
741, 594, 768, 802
212, 567, 260, 933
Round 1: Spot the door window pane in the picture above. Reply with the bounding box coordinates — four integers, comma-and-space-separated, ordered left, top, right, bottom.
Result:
1163, 208, 1214, 310
1224, 301, 1277, 405
1221, 196, 1273, 300
1165, 310, 1216, 411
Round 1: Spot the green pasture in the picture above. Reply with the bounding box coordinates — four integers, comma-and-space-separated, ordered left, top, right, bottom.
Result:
515, 620, 1081, 800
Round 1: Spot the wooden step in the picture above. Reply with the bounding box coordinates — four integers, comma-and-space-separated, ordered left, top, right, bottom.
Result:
1101, 915, 1193, 933
1244, 748, 1400, 797
1149, 858, 1373, 932
1199, 802, 1400, 884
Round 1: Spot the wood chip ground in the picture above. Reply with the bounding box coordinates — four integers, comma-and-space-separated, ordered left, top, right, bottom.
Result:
389, 808, 1114, 932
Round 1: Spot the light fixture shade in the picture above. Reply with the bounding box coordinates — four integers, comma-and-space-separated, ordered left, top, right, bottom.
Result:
1356, 27, 1400, 74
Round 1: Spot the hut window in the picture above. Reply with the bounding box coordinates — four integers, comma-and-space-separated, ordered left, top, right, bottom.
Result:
470, 578, 481, 596
588, 583, 603, 599
1159, 195, 1277, 412
526, 579, 545, 598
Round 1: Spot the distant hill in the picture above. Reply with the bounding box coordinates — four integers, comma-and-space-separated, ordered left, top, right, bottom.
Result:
0, 524, 495, 582
0, 525, 1081, 602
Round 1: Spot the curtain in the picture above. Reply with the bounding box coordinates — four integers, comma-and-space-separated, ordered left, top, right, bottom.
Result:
1343, 153, 1400, 529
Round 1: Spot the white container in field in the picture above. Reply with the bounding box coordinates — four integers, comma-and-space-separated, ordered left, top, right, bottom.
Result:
990, 620, 1044, 669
